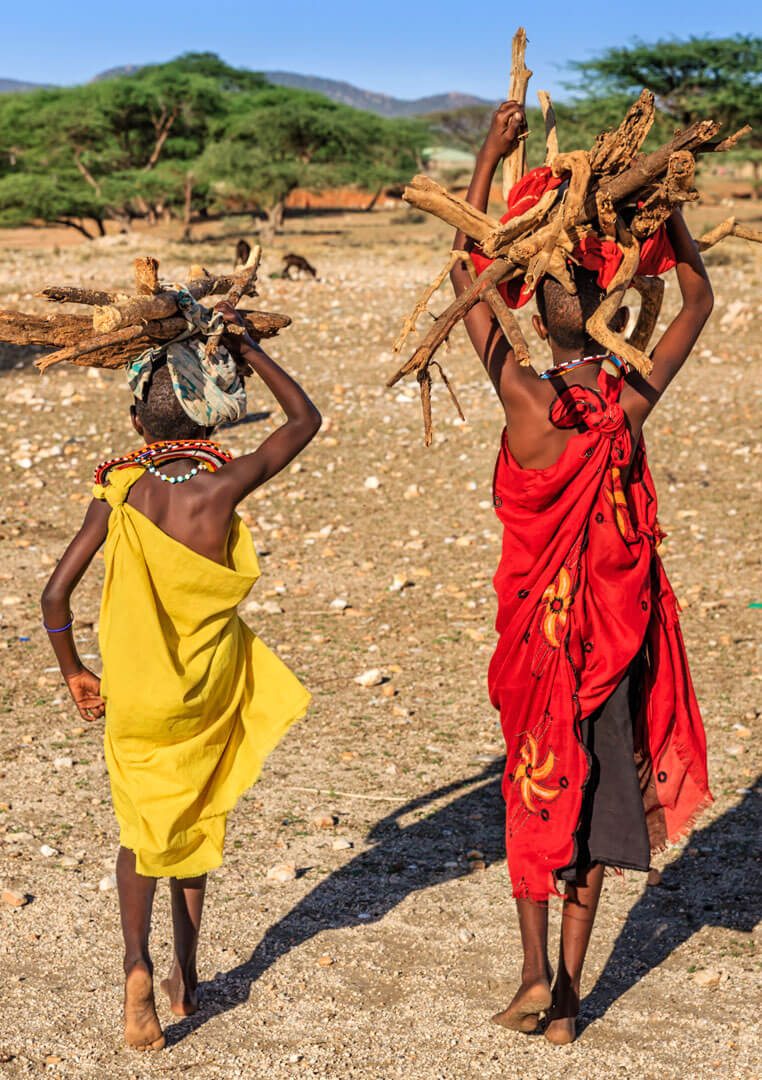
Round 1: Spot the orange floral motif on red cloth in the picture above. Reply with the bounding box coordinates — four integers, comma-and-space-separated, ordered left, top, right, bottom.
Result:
606, 466, 631, 539
541, 567, 573, 648
514, 734, 560, 812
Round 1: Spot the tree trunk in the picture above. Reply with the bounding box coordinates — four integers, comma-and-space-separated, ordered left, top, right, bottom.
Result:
55, 218, 95, 240
261, 198, 286, 242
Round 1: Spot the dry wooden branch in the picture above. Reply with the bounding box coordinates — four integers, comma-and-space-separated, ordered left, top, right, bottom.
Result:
696, 217, 762, 250
588, 90, 655, 177
387, 257, 519, 387
481, 188, 559, 258
627, 275, 665, 352
393, 250, 464, 354
403, 176, 499, 243
36, 324, 147, 372
502, 28, 532, 200
631, 151, 698, 238
585, 222, 650, 374
134, 257, 160, 296
0, 309, 92, 348
38, 286, 124, 306
483, 285, 531, 365
537, 90, 559, 166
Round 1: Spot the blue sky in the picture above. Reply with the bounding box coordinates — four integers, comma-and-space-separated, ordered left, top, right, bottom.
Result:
1, 1, 757, 101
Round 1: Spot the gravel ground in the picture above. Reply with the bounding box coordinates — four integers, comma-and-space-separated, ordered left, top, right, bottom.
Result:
0, 205, 760, 1079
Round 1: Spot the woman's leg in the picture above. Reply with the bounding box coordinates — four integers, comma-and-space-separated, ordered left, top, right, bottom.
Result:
116, 846, 164, 1050
492, 897, 552, 1032
545, 862, 605, 1045
161, 875, 207, 1016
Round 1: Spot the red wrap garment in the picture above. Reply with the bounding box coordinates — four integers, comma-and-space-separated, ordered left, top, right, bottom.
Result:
489, 371, 712, 900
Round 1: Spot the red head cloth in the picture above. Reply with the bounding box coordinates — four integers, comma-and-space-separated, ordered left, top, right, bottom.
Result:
469, 165, 677, 308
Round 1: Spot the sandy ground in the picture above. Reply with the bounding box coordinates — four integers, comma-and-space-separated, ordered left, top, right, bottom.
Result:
0, 202, 760, 1079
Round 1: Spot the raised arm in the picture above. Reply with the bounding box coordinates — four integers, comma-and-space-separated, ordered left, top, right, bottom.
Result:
450, 102, 540, 410
41, 498, 111, 720
622, 209, 714, 430
211, 302, 322, 505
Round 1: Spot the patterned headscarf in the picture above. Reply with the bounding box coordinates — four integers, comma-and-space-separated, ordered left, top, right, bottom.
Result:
127, 289, 247, 427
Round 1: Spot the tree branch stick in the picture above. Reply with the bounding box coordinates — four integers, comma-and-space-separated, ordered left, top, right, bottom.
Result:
537, 90, 559, 166
403, 176, 500, 243
502, 27, 532, 200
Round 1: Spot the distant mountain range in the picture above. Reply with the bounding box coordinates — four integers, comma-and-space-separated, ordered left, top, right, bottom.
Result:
262, 71, 491, 116
0, 68, 491, 117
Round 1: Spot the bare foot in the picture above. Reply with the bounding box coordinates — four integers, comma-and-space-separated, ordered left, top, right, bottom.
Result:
491, 977, 552, 1033
544, 983, 578, 1045
124, 964, 165, 1051
160, 963, 199, 1017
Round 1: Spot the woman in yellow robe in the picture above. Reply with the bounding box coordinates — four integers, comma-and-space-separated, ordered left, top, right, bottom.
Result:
41, 303, 321, 1050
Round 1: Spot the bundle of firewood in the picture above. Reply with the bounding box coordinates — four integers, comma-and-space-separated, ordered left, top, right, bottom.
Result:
388, 28, 762, 444
0, 246, 291, 375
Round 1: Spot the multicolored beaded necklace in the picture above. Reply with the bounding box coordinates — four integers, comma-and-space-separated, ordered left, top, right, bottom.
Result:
540, 353, 627, 380
94, 439, 233, 487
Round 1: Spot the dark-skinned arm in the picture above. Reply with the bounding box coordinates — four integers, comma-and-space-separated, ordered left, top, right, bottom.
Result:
449, 101, 540, 411
211, 302, 321, 505
41, 498, 111, 720
622, 209, 714, 430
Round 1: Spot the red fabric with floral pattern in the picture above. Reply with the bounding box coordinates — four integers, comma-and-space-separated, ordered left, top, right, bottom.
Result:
469, 165, 677, 308
488, 371, 712, 900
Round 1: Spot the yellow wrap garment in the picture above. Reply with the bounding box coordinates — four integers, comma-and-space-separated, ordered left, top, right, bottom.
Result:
93, 466, 310, 877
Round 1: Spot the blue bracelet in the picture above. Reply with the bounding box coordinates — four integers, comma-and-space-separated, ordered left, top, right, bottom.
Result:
44, 615, 74, 634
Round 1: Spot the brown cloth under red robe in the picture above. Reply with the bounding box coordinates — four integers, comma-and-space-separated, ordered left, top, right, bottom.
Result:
488, 370, 712, 900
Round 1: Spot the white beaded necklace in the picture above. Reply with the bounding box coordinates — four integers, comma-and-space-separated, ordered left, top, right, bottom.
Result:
146, 462, 200, 485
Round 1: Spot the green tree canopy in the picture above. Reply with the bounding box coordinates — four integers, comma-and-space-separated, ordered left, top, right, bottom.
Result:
568, 35, 762, 146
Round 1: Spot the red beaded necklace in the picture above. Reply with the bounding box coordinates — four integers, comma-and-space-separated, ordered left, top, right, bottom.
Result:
94, 439, 233, 487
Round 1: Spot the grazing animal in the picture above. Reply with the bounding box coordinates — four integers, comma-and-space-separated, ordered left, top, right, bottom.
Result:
281, 253, 318, 280
234, 239, 251, 268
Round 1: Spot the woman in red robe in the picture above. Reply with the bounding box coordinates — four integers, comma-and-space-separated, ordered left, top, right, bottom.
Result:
450, 102, 714, 1044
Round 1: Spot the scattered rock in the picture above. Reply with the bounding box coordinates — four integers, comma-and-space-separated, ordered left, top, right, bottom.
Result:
98, 874, 116, 892
317, 954, 334, 967
332, 838, 353, 851
53, 757, 73, 770
266, 862, 297, 883
354, 668, 384, 688
2, 888, 29, 907
39, 844, 58, 858
458, 928, 475, 944
390, 573, 413, 593
363, 476, 381, 490
59, 855, 81, 869
311, 812, 337, 829
330, 598, 350, 612
693, 968, 721, 989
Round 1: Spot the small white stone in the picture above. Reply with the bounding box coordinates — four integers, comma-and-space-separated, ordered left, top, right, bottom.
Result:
389, 573, 413, 593
266, 862, 297, 883
98, 874, 117, 892
363, 475, 381, 490
59, 854, 81, 869
330, 598, 350, 611
332, 838, 353, 851
39, 844, 58, 858
693, 968, 721, 989
53, 756, 74, 770
354, 668, 384, 688
261, 600, 284, 615
458, 928, 475, 944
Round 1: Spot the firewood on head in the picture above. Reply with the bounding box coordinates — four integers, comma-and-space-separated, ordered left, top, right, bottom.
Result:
134, 256, 161, 296
630, 151, 698, 239
537, 90, 559, 167
627, 275, 665, 352
588, 89, 655, 177
403, 176, 500, 244
502, 28, 533, 200
585, 221, 650, 374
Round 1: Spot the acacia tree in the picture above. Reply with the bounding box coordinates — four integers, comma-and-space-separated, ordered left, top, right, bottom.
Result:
569, 36, 762, 145
198, 87, 426, 236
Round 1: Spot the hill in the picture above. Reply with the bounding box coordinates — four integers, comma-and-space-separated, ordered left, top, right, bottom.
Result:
262, 72, 490, 117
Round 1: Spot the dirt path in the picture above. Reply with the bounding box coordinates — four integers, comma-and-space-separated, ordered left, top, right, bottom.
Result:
0, 209, 759, 1078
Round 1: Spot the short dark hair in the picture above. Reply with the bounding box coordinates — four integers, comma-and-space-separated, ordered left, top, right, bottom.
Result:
535, 265, 606, 351
133, 361, 208, 441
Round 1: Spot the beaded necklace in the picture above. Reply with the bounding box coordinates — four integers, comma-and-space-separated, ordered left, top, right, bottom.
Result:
540, 353, 626, 380
94, 439, 233, 487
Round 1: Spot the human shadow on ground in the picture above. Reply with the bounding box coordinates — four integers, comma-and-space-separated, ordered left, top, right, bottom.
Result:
163, 758, 506, 1045
580, 775, 761, 1032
